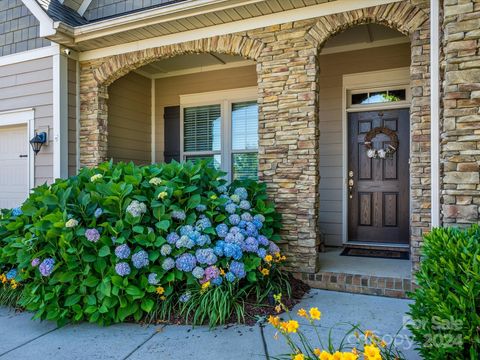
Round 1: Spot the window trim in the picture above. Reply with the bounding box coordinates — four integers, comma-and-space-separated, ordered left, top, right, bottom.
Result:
180, 87, 258, 181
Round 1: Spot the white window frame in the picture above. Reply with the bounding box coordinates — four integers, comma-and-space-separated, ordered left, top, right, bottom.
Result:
0, 108, 35, 193
180, 86, 258, 181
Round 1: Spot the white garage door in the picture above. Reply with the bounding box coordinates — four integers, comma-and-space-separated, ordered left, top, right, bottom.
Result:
0, 124, 29, 209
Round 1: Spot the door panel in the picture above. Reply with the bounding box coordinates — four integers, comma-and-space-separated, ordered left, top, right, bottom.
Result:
348, 109, 409, 244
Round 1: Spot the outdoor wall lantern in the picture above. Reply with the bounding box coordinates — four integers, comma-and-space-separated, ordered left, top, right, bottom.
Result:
29, 132, 47, 155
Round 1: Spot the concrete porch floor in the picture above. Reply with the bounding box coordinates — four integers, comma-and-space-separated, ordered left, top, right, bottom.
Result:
0, 289, 420, 360
300, 248, 413, 298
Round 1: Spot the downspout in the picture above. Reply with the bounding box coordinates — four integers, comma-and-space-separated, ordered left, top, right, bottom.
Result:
430, 0, 440, 228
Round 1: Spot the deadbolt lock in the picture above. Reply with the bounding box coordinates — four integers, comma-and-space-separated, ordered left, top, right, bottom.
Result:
348, 170, 353, 178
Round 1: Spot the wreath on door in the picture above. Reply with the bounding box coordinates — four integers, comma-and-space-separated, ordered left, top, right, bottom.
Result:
364, 127, 399, 159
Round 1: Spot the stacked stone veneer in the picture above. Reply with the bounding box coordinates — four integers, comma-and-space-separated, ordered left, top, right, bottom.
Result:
442, 1, 480, 225
80, 2, 430, 274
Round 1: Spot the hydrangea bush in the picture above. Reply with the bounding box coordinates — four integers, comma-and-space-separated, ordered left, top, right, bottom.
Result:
0, 161, 285, 325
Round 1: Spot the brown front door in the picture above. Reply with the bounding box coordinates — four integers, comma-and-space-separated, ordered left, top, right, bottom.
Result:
348, 109, 409, 244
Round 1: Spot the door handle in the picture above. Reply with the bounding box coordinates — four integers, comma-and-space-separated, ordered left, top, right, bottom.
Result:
348, 170, 354, 199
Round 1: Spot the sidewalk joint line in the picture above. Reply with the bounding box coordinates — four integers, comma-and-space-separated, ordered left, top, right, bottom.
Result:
0, 326, 60, 358
122, 325, 165, 360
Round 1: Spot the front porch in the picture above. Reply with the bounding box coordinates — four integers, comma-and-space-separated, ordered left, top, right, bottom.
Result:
78, 3, 432, 293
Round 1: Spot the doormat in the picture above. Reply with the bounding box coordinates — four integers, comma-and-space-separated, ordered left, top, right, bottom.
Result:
340, 247, 410, 260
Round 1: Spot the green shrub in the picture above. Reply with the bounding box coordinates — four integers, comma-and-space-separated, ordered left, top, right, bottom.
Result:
408, 226, 480, 359
0, 160, 286, 326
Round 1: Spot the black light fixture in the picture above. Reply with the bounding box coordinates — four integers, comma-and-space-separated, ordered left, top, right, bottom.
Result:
29, 132, 47, 155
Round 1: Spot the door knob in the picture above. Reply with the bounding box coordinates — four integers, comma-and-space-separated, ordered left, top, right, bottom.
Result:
348, 171, 354, 199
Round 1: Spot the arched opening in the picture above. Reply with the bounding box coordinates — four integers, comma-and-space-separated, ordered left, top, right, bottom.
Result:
316, 23, 415, 281
105, 52, 258, 181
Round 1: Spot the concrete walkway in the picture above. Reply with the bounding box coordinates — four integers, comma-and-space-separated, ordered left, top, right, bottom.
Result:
0, 290, 421, 360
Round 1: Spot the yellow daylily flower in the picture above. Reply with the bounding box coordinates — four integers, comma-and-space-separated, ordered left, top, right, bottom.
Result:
309, 307, 321, 321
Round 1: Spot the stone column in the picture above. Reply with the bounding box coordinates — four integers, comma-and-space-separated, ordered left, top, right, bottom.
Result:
250, 22, 321, 273
442, 1, 480, 224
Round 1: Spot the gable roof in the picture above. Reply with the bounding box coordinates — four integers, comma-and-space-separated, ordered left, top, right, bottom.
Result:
35, 0, 88, 26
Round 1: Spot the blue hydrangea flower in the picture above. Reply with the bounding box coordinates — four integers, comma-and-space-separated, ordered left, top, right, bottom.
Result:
216, 224, 228, 238
217, 185, 228, 194
233, 232, 245, 245
213, 241, 225, 256
179, 225, 194, 236
162, 258, 175, 271
239, 200, 251, 210
225, 203, 237, 214
195, 248, 217, 265
115, 262, 131, 277
230, 261, 246, 279
252, 219, 263, 229
94, 208, 103, 218
204, 266, 220, 280
126, 200, 147, 217
187, 230, 201, 241
192, 266, 205, 279
166, 232, 180, 244
115, 244, 131, 259
195, 204, 207, 212
241, 212, 253, 222
39, 258, 55, 277
225, 272, 235, 282
11, 207, 22, 216
258, 235, 269, 246
171, 210, 186, 221
195, 217, 211, 231
269, 241, 280, 255
254, 214, 265, 223
132, 250, 149, 269
238, 220, 247, 229
257, 248, 267, 259
31, 258, 40, 267
224, 233, 235, 243
228, 214, 241, 225
148, 273, 159, 285
223, 243, 243, 260
234, 187, 248, 200
176, 235, 195, 249
220, 194, 231, 203
175, 253, 197, 272
160, 244, 172, 256
85, 228, 100, 242
179, 292, 191, 303
196, 234, 211, 246
246, 222, 258, 235
230, 226, 240, 234
230, 194, 240, 204
211, 276, 223, 286
243, 237, 259, 253
6, 269, 17, 280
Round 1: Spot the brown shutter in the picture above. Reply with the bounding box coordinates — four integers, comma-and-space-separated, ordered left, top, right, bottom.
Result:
163, 106, 180, 163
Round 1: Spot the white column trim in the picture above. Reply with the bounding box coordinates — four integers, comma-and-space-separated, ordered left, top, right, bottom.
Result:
53, 44, 69, 179
151, 78, 156, 164
430, 0, 440, 227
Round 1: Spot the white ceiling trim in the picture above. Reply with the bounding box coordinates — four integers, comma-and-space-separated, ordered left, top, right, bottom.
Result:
78, 0, 93, 16
321, 36, 409, 55
79, 0, 401, 61
136, 59, 254, 79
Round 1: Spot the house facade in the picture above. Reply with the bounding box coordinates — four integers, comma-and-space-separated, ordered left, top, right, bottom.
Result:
0, 0, 478, 296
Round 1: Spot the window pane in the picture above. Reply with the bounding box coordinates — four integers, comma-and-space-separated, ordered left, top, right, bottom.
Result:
232, 153, 258, 180
351, 93, 369, 105
352, 89, 406, 105
184, 105, 221, 152
232, 101, 258, 151
185, 154, 221, 169
388, 89, 406, 101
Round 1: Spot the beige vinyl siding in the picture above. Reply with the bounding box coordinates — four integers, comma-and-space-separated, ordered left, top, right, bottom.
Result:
154, 65, 257, 162
67, 58, 77, 176
107, 72, 151, 164
0, 56, 53, 186
318, 43, 411, 247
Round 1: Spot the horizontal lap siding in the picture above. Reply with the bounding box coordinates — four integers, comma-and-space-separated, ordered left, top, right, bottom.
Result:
154, 65, 257, 162
107, 72, 151, 164
0, 56, 53, 186
318, 43, 411, 247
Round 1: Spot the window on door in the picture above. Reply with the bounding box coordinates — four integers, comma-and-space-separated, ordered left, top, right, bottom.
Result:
181, 88, 258, 181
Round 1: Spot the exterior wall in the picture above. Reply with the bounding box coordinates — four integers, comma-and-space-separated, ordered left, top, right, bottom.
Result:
84, 0, 174, 21
441, 1, 480, 225
79, 2, 430, 273
107, 72, 151, 164
0, 0, 50, 56
67, 58, 77, 177
154, 65, 257, 162
0, 56, 54, 185
319, 43, 411, 247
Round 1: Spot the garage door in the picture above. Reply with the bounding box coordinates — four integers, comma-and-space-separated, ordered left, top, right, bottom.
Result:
0, 124, 29, 209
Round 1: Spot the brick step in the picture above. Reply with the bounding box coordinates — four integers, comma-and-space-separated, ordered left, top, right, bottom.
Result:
296, 271, 412, 299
